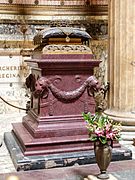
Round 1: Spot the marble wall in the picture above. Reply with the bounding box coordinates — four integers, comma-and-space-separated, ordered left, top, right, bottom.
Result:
0, 56, 30, 114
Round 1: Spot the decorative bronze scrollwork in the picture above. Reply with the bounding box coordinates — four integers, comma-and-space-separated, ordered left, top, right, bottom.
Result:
95, 82, 110, 112
25, 74, 36, 92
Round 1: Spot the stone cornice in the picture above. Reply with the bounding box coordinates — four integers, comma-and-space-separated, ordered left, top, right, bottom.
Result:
0, 4, 108, 18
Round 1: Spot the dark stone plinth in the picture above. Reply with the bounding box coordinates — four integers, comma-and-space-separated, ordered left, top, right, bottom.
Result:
4, 132, 132, 171
1, 160, 135, 180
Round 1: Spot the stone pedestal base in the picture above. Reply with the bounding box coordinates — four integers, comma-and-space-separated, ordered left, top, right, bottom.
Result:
104, 110, 135, 125
104, 109, 135, 142
4, 132, 132, 171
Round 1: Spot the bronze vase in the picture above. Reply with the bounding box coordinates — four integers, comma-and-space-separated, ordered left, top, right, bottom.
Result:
94, 141, 112, 179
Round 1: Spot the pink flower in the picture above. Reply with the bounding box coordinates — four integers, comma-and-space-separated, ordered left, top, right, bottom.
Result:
83, 112, 121, 144
112, 128, 119, 134
105, 124, 111, 132
106, 132, 114, 139
95, 128, 104, 137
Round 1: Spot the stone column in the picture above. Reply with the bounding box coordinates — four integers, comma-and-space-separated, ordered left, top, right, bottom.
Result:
104, 0, 135, 143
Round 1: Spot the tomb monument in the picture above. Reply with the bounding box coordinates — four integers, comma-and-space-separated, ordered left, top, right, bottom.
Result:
4, 27, 132, 171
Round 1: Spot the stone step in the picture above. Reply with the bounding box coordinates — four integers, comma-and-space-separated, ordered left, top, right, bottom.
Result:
4, 132, 132, 171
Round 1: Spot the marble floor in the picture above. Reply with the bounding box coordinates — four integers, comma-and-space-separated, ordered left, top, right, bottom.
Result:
0, 112, 24, 174
0, 160, 135, 180
1, 112, 135, 179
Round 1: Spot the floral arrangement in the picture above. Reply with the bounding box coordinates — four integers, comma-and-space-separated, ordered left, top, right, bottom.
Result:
82, 112, 121, 145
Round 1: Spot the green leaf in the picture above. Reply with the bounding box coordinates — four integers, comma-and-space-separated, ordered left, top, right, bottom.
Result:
99, 137, 107, 144
89, 137, 98, 141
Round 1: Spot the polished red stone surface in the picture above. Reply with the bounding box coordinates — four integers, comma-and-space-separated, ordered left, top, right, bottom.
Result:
12, 28, 101, 156
12, 51, 101, 156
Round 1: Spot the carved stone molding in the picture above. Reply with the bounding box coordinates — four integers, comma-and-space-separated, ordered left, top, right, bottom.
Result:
0, 19, 108, 40
0, 2, 108, 23
42, 45, 93, 54
1, 0, 108, 6
34, 76, 100, 102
